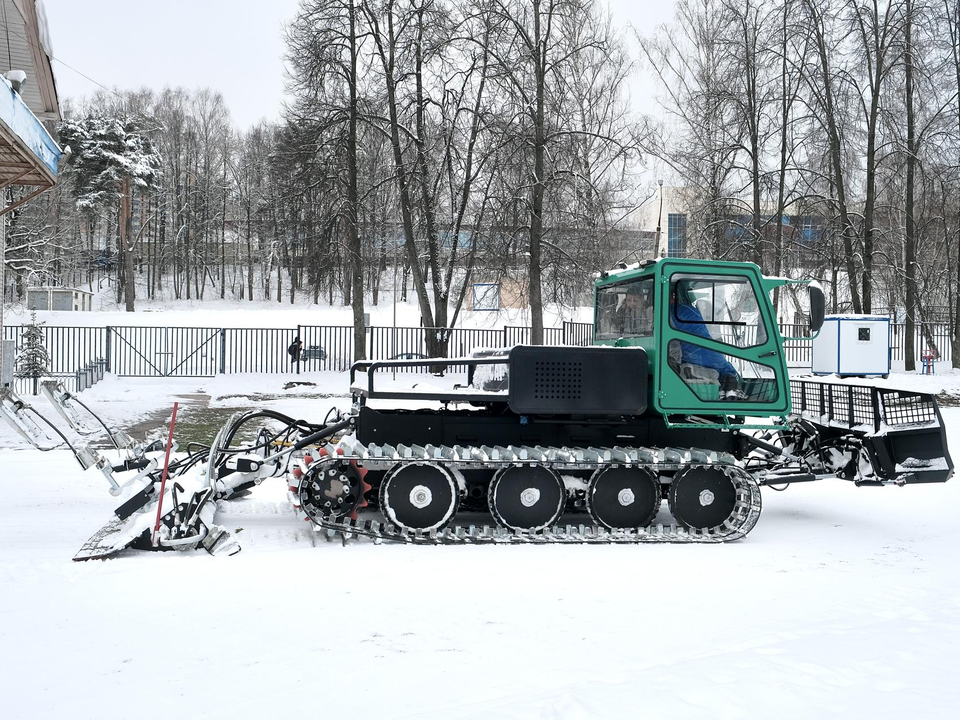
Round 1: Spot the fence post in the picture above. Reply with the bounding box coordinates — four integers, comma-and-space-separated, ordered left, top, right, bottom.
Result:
295, 325, 303, 375
105, 326, 112, 373
219, 329, 226, 374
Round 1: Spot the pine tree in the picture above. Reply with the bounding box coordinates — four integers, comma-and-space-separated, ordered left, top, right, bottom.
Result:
15, 311, 49, 394
59, 114, 161, 312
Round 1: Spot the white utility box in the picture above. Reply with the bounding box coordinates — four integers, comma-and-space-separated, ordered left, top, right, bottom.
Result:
811, 315, 890, 377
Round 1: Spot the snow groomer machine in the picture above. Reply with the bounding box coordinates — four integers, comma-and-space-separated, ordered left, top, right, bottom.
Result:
2, 258, 949, 558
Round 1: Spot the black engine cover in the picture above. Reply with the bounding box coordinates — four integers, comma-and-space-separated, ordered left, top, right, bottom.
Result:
507, 345, 647, 416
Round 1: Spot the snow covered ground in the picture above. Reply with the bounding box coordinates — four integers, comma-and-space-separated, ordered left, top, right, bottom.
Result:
2, 370, 960, 719
2, 290, 593, 330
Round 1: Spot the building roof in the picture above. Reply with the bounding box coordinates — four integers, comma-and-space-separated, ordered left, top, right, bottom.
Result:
0, 71, 59, 193
0, 0, 60, 123
27, 285, 93, 295
0, 1, 62, 205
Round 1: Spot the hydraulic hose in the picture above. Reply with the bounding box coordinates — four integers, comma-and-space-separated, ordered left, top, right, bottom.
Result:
292, 418, 353, 451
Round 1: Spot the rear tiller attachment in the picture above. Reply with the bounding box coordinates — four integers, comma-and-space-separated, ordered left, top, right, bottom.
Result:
783, 379, 953, 486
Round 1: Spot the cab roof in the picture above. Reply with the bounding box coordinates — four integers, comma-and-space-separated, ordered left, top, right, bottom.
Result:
595, 257, 766, 289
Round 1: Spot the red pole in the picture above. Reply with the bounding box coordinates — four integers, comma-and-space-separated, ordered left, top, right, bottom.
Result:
151, 402, 180, 547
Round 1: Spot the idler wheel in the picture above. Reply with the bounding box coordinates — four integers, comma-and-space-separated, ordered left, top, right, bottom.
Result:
587, 466, 661, 530
488, 464, 565, 532
380, 463, 459, 532
299, 460, 364, 521
668, 466, 738, 530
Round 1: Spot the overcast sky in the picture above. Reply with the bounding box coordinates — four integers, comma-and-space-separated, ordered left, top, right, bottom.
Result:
42, 0, 677, 128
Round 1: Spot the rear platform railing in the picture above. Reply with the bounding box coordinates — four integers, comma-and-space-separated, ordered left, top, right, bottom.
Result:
790, 379, 939, 432
350, 356, 509, 403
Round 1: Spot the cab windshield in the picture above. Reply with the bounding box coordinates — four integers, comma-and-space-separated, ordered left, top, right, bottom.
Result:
595, 277, 654, 340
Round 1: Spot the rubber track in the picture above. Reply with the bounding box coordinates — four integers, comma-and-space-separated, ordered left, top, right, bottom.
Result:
291, 439, 763, 544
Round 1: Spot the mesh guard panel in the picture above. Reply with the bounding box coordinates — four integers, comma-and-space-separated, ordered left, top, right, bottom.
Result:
508, 345, 647, 415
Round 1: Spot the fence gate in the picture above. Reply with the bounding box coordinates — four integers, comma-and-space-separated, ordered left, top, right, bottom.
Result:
109, 326, 221, 377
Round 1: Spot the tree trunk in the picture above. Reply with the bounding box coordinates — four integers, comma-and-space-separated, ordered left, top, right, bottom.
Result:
528, 0, 546, 346
773, 0, 791, 315
185, 172, 192, 301
246, 205, 254, 302
347, 0, 366, 361
120, 177, 136, 312
412, 7, 449, 359
949, 0, 960, 368
904, 0, 917, 371
807, 0, 862, 313
370, 5, 436, 333
742, 1, 763, 269
955, 224, 960, 369
221, 142, 227, 299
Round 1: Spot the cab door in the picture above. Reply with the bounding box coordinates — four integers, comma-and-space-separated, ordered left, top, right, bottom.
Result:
654, 263, 789, 416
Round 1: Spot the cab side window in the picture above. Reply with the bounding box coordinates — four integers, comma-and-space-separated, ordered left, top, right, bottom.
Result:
669, 274, 767, 348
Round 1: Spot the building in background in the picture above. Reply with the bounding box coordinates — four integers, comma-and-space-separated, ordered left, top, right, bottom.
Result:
26, 285, 92, 311
0, 0, 61, 303
0, 0, 64, 385
632, 185, 830, 268
633, 185, 692, 258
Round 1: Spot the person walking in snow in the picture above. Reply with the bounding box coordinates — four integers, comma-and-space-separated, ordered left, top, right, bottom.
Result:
288, 336, 303, 364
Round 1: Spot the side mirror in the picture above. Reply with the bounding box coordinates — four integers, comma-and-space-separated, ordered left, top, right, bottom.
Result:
809, 283, 825, 333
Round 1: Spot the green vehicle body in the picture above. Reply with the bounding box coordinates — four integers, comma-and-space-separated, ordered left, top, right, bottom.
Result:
592, 258, 816, 428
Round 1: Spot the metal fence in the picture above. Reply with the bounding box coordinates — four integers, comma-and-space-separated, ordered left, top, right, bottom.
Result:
889, 323, 954, 362
1, 322, 597, 390
108, 326, 222, 376
778, 323, 815, 367
3, 325, 108, 394
776, 322, 955, 367
299, 323, 594, 372
224, 327, 299, 374
3, 319, 954, 393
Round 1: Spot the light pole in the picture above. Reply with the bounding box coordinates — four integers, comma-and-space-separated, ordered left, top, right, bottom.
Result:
655, 179, 666, 258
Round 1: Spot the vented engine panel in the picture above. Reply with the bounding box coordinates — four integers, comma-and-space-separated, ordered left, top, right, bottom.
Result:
507, 345, 647, 416
531, 358, 582, 401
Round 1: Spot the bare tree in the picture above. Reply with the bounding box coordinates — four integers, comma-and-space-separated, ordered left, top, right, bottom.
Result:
849, 0, 906, 312
943, 0, 960, 367
640, 0, 743, 259
287, 0, 367, 360
483, 0, 634, 342
800, 0, 865, 312
362, 0, 495, 355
